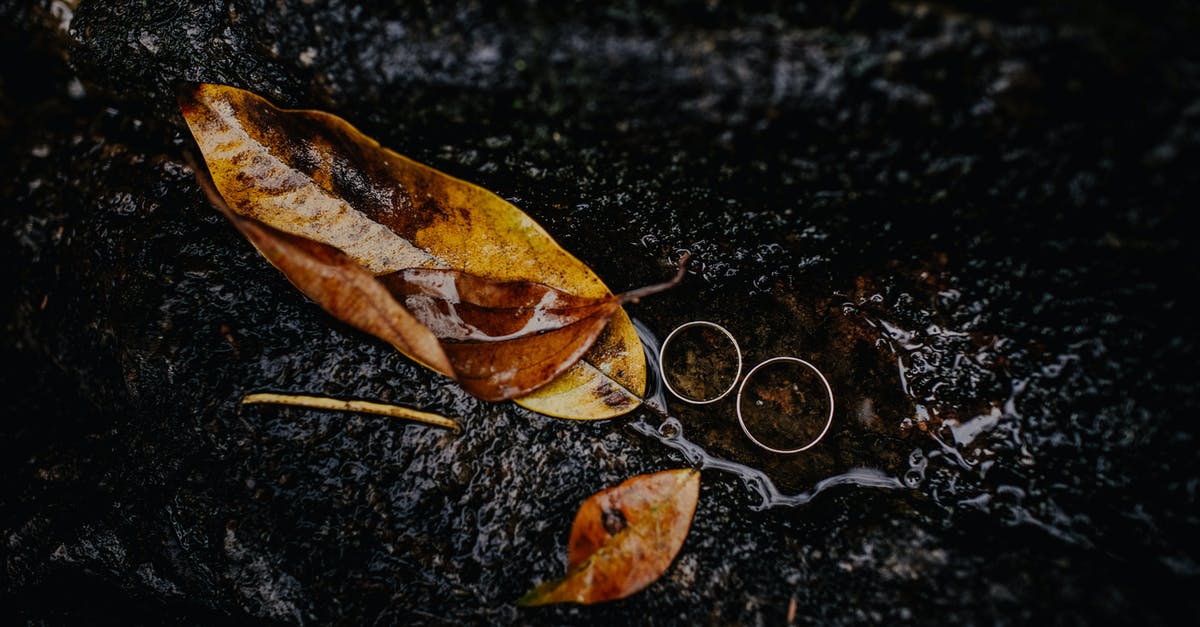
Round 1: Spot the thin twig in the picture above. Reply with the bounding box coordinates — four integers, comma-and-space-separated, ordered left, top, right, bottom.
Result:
242, 392, 461, 433
618, 253, 691, 304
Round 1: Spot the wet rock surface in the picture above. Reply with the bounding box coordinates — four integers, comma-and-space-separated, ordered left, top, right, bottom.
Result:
3, 0, 1198, 623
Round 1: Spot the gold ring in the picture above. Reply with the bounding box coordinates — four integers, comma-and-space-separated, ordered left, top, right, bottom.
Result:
658, 321, 743, 404
735, 357, 834, 454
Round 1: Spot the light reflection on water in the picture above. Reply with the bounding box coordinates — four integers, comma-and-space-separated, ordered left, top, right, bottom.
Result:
844, 291, 1105, 550
630, 296, 1109, 553
628, 318, 906, 510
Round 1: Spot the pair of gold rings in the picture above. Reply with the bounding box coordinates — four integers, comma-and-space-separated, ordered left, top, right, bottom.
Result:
658, 321, 835, 454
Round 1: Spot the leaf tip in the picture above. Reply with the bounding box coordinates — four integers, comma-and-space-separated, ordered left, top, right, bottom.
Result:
176, 81, 206, 115
515, 581, 557, 608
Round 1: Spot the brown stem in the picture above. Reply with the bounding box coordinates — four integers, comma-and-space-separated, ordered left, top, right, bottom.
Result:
618, 253, 690, 304
243, 392, 461, 433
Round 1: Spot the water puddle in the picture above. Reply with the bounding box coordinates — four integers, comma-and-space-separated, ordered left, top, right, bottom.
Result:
628, 270, 1108, 555
629, 318, 906, 510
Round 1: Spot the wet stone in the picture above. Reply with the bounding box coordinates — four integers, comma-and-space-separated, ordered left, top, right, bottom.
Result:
3, 0, 1199, 625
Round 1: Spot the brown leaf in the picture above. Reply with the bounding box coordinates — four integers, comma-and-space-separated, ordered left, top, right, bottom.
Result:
189, 158, 454, 377
518, 469, 701, 606
378, 267, 682, 401
188, 151, 684, 402
180, 83, 659, 418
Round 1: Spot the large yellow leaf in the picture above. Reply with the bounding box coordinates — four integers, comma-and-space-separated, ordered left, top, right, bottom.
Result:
180, 83, 645, 419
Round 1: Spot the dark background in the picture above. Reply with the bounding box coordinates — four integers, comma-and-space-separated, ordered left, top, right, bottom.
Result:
3, 1, 1198, 624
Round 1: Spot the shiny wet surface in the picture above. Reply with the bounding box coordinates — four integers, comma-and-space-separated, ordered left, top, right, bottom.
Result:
3, 1, 1198, 624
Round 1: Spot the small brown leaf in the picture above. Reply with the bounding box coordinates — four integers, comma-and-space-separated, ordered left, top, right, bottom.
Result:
518, 468, 700, 606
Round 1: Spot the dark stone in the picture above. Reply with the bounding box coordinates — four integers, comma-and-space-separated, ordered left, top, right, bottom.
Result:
3, 0, 1198, 623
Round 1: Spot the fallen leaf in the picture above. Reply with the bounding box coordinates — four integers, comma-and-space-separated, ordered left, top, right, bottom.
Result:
186, 144, 683, 403
379, 266, 683, 401
188, 160, 455, 378
518, 468, 700, 606
180, 83, 655, 417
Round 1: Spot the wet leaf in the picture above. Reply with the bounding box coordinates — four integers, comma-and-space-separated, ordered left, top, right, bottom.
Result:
180, 83, 657, 417
379, 267, 682, 401
518, 469, 700, 606
190, 158, 683, 403
189, 163, 455, 377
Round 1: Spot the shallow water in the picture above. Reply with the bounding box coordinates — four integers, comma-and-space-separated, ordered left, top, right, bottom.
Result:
631, 319, 907, 510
